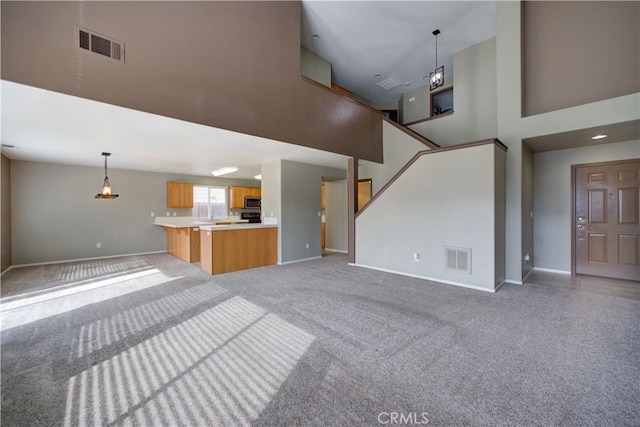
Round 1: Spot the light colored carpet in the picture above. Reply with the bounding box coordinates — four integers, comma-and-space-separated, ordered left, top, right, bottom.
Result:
1, 253, 638, 426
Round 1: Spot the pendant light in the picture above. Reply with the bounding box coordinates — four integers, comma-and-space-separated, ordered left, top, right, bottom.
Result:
95, 152, 119, 199
429, 29, 444, 91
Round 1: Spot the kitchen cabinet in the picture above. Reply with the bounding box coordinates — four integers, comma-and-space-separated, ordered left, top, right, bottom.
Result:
163, 226, 200, 263
167, 182, 194, 208
229, 186, 261, 209
200, 226, 277, 275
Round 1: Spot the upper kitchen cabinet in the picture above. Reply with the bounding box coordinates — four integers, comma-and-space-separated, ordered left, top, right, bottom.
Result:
167, 182, 194, 208
229, 186, 261, 208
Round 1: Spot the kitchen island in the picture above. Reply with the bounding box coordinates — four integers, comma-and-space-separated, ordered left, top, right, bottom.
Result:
155, 217, 248, 263
199, 223, 278, 275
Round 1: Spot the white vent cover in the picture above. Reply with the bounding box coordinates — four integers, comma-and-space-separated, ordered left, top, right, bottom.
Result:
445, 247, 471, 274
376, 77, 402, 90
77, 26, 125, 63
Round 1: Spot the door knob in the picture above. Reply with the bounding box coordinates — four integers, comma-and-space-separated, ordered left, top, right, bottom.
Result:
577, 224, 585, 230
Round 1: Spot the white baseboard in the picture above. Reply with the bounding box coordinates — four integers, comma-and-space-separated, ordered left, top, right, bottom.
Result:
5, 251, 167, 270
278, 256, 322, 265
325, 248, 348, 253
0, 265, 16, 276
533, 267, 571, 275
351, 263, 497, 293
504, 279, 523, 285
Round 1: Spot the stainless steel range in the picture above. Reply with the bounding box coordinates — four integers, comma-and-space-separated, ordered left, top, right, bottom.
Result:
241, 211, 261, 224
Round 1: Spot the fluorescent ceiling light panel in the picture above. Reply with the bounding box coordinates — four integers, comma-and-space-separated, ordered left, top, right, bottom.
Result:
211, 166, 239, 176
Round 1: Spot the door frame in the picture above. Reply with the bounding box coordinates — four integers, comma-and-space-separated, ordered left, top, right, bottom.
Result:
571, 158, 640, 277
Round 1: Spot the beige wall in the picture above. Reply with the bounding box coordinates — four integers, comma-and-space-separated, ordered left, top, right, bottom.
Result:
496, 1, 639, 283
10, 160, 257, 265
521, 144, 534, 278
408, 37, 498, 147
1, 155, 11, 271
300, 47, 332, 87
262, 160, 346, 264
356, 143, 506, 292
401, 78, 453, 125
533, 140, 640, 272
523, 1, 640, 116
359, 121, 431, 197
1, 1, 383, 163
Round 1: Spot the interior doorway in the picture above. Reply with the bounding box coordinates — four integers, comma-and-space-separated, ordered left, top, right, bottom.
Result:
573, 159, 639, 281
358, 179, 372, 211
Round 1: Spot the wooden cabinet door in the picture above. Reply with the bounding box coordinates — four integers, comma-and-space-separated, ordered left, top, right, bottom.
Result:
229, 186, 245, 208
181, 183, 194, 208
247, 187, 261, 198
167, 182, 194, 208
167, 182, 183, 208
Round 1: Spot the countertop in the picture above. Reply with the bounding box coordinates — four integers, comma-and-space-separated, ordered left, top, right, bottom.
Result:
154, 216, 249, 228
198, 223, 278, 232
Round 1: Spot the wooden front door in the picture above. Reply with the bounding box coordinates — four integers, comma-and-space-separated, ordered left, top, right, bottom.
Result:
574, 159, 640, 281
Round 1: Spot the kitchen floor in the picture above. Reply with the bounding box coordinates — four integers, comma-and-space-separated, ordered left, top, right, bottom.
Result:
1, 254, 638, 426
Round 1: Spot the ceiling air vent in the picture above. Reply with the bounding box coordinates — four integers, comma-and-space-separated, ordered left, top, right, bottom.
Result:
77, 27, 125, 63
445, 246, 471, 274
376, 77, 402, 90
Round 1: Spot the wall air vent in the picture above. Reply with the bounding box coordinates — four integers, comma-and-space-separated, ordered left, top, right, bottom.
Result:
376, 76, 402, 90
445, 247, 471, 274
77, 27, 125, 63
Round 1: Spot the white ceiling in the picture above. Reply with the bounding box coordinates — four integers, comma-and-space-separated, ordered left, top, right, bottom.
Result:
0, 81, 349, 179
301, 1, 496, 102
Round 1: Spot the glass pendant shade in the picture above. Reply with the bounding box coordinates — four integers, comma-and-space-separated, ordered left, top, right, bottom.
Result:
95, 153, 119, 199
430, 65, 444, 91
429, 29, 444, 91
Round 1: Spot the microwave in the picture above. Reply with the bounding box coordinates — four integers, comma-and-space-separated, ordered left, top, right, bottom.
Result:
244, 196, 261, 209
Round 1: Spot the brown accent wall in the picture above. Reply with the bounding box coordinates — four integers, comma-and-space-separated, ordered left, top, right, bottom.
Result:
1, 1, 382, 162
1, 155, 11, 272
522, 1, 640, 117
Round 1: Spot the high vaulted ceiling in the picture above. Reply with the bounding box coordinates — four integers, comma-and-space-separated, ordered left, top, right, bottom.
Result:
301, 1, 496, 102
1, 1, 496, 176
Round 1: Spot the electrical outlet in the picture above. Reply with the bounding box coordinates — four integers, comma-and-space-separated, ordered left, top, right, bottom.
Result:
150, 212, 155, 217
305, 243, 309, 249
96, 243, 102, 249
413, 252, 420, 262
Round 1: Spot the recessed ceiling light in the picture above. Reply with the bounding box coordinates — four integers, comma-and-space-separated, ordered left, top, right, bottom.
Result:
254, 174, 262, 180
311, 34, 320, 40
404, 82, 411, 86
591, 134, 608, 140
375, 74, 381, 79
211, 166, 239, 176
